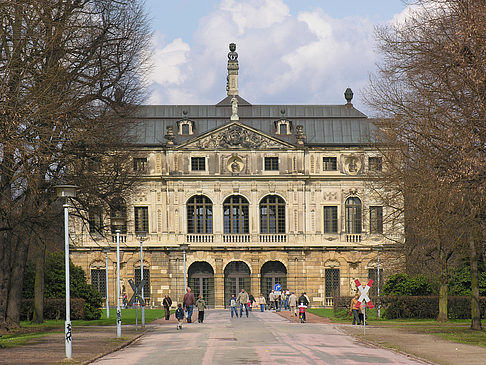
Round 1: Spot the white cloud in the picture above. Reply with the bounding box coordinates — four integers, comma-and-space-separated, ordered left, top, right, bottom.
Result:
147, 0, 397, 109
150, 37, 190, 85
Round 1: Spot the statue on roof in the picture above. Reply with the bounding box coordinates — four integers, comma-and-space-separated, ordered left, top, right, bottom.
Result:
230, 96, 239, 121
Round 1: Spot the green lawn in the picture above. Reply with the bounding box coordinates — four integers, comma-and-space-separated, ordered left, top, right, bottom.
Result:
307, 308, 486, 347
0, 308, 166, 348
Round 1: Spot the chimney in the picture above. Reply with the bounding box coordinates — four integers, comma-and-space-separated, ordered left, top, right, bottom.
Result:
226, 43, 239, 96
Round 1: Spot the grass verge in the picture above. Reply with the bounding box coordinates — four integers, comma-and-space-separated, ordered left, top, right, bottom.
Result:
0, 308, 165, 348
308, 308, 486, 347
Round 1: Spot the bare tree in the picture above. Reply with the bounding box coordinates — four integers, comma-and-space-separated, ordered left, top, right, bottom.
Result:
366, 0, 485, 328
0, 0, 151, 331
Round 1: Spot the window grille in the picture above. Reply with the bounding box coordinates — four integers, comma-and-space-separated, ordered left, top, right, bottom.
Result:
369, 206, 383, 234
325, 268, 340, 297
260, 195, 285, 233
323, 206, 338, 233
345, 197, 362, 234
223, 195, 249, 234
264, 157, 279, 171
191, 157, 206, 171
323, 157, 337, 171
187, 196, 213, 233
134, 207, 149, 233
135, 268, 150, 297
91, 269, 106, 297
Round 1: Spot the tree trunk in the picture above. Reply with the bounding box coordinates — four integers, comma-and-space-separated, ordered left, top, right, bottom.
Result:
5, 236, 29, 329
469, 235, 482, 330
32, 243, 45, 324
0, 232, 12, 332
437, 250, 448, 322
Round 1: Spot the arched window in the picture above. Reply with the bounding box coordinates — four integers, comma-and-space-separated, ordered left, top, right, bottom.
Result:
187, 196, 213, 234
223, 195, 249, 234
260, 195, 285, 233
345, 197, 362, 234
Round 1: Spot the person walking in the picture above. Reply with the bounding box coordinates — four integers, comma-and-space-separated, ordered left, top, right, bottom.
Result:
248, 293, 255, 312
288, 292, 298, 317
183, 287, 196, 323
259, 294, 266, 312
349, 294, 361, 325
162, 294, 172, 320
237, 288, 250, 318
175, 303, 184, 330
269, 290, 276, 310
196, 295, 206, 323
284, 289, 290, 310
229, 294, 239, 318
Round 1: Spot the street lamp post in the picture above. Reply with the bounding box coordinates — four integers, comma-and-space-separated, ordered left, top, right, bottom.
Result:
111, 215, 125, 338
179, 244, 189, 294
377, 247, 381, 319
136, 231, 147, 327
55, 185, 77, 359
103, 248, 110, 319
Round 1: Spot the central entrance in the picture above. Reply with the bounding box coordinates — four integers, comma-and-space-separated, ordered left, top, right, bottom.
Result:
261, 261, 287, 300
224, 261, 250, 307
188, 262, 214, 307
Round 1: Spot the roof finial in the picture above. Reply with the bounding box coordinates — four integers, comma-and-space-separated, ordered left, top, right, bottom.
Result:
344, 87, 353, 107
226, 43, 239, 96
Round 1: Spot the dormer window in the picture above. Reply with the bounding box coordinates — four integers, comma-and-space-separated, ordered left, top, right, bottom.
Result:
275, 120, 292, 135
177, 120, 194, 135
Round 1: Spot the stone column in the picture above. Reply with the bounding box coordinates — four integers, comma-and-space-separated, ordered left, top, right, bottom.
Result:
214, 258, 225, 309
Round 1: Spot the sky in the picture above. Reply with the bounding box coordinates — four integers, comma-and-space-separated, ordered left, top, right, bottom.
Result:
144, 0, 411, 113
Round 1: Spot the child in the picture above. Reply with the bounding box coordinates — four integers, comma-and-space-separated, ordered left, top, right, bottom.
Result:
196, 295, 206, 323
298, 302, 307, 323
175, 303, 184, 330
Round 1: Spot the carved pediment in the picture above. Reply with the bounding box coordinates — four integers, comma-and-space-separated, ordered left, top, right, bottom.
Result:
178, 122, 293, 150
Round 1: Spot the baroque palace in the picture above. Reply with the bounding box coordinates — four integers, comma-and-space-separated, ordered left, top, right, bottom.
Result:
70, 43, 399, 308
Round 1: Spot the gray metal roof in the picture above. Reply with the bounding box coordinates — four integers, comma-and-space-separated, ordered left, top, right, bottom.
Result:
129, 98, 376, 147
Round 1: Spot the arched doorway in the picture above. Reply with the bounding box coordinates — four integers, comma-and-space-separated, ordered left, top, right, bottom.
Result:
261, 261, 287, 300
224, 261, 250, 307
188, 262, 214, 307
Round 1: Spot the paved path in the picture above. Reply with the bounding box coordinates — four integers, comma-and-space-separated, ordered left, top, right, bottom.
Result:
93, 310, 428, 365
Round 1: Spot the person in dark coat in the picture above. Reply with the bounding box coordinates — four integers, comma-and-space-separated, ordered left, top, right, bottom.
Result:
183, 287, 196, 323
175, 303, 184, 330
162, 294, 172, 320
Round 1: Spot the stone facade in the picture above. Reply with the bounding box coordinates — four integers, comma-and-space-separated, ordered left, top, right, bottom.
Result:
70, 44, 401, 309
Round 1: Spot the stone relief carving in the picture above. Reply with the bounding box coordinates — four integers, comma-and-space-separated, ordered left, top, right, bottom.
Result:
191, 125, 288, 149
323, 192, 338, 200
341, 154, 363, 175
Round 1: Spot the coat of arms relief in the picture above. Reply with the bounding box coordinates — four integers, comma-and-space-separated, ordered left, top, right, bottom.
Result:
189, 124, 289, 149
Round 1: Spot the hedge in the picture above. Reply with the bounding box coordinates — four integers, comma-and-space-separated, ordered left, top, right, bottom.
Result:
21, 298, 85, 321
334, 295, 486, 319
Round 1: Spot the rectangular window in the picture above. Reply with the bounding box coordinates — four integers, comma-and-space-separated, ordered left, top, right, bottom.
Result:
191, 157, 206, 171
134, 207, 149, 233
88, 207, 103, 234
325, 269, 340, 297
279, 123, 287, 135
135, 268, 150, 298
369, 156, 382, 171
91, 269, 106, 297
323, 206, 338, 233
323, 157, 337, 171
370, 206, 383, 234
133, 157, 147, 172
264, 157, 279, 171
